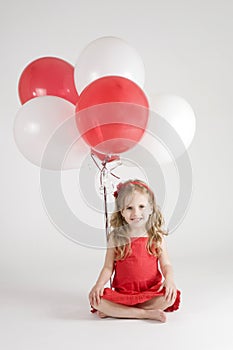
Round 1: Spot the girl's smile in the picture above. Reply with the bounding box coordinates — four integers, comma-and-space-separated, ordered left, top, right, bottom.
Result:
121, 191, 152, 229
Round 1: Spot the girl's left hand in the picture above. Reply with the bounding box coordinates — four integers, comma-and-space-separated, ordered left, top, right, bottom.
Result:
158, 279, 177, 303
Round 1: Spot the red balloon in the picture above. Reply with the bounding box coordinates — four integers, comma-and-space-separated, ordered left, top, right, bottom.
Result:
18, 57, 79, 105
75, 76, 149, 155
91, 149, 120, 163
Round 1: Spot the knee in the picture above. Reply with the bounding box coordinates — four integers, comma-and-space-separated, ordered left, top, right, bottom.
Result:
90, 299, 103, 311
90, 300, 98, 309
163, 296, 176, 309
165, 299, 174, 308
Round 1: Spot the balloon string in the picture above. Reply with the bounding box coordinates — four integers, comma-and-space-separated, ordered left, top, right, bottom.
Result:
91, 153, 121, 289
91, 152, 120, 240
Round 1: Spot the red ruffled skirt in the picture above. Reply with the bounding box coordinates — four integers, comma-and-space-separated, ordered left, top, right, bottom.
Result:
91, 286, 180, 313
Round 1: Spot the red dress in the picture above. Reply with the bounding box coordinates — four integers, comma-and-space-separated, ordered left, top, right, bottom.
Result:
92, 237, 180, 312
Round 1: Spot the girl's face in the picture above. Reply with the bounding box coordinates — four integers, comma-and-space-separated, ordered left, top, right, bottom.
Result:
121, 190, 152, 231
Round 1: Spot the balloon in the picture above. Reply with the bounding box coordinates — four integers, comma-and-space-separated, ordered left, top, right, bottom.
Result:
149, 94, 196, 149
74, 36, 145, 93
18, 57, 79, 105
14, 96, 89, 170
75, 76, 149, 155
91, 149, 120, 163
133, 94, 196, 165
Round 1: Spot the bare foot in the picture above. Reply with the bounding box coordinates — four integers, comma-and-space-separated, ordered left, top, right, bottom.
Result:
145, 309, 166, 322
97, 310, 108, 318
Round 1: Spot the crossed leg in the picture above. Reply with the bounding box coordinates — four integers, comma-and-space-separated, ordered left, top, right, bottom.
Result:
91, 296, 172, 322
136, 295, 176, 311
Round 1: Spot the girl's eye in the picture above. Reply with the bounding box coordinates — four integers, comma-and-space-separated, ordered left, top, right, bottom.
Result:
139, 205, 145, 208
126, 206, 132, 210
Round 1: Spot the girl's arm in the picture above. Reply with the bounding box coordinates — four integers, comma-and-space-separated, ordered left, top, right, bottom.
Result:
158, 236, 177, 302
94, 247, 115, 286
89, 245, 115, 306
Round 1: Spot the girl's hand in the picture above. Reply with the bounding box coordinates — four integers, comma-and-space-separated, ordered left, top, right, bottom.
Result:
158, 279, 177, 304
89, 284, 105, 306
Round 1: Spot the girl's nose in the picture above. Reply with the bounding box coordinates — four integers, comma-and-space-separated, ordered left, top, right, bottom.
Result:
132, 207, 139, 216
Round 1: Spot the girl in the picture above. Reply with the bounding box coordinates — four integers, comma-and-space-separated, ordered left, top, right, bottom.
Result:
89, 179, 181, 322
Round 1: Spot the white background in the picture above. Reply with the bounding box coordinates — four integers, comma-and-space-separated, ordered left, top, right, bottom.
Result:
0, 0, 232, 349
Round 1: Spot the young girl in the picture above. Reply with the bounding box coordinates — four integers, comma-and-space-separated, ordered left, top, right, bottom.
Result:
89, 179, 181, 322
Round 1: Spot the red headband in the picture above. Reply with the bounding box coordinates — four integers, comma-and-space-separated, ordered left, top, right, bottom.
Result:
113, 181, 152, 198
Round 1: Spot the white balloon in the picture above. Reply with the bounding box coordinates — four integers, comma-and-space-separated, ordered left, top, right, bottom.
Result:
14, 96, 89, 170
124, 94, 196, 165
149, 94, 196, 150
74, 36, 145, 93
145, 94, 196, 164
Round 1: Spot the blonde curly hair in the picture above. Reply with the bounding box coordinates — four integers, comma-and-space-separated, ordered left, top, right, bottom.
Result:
108, 179, 168, 260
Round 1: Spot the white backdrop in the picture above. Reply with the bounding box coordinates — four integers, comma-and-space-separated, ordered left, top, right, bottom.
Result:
0, 1, 232, 349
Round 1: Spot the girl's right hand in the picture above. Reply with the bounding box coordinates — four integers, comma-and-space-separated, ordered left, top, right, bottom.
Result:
89, 284, 105, 306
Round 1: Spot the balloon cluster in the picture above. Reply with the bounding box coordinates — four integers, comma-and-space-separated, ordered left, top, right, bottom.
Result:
14, 36, 195, 170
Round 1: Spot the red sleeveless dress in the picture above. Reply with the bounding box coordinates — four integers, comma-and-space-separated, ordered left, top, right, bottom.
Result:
92, 237, 180, 312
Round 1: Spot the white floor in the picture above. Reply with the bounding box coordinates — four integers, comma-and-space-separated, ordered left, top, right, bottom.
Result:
1, 255, 232, 350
